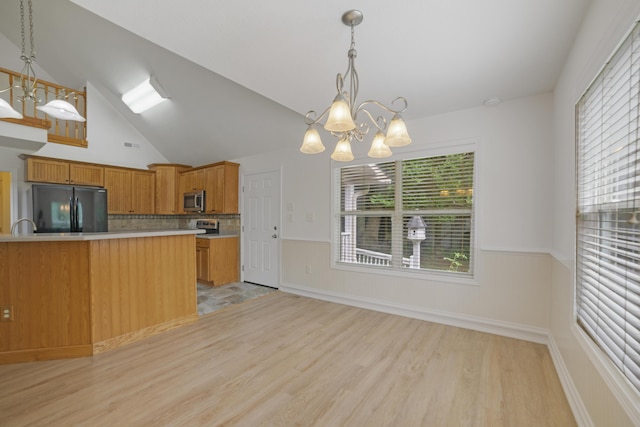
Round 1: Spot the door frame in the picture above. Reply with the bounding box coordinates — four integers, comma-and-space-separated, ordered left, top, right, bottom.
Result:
240, 167, 282, 288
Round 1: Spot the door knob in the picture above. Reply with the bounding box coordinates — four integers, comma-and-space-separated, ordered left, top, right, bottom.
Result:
272, 234, 278, 239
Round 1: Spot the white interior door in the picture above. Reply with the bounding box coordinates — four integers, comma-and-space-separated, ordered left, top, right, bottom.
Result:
242, 170, 280, 288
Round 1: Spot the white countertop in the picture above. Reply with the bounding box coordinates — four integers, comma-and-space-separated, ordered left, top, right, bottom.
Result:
196, 232, 239, 239
0, 228, 206, 242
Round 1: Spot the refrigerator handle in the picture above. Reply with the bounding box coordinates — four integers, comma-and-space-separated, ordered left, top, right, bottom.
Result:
70, 196, 77, 231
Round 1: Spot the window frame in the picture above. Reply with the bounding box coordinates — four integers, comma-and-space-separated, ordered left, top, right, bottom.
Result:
331, 139, 479, 286
575, 20, 640, 397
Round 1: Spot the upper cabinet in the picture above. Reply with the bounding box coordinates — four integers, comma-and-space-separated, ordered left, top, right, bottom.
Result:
21, 155, 239, 216
179, 161, 239, 214
204, 162, 239, 214
179, 169, 205, 195
148, 164, 191, 214
104, 167, 155, 214
23, 155, 104, 187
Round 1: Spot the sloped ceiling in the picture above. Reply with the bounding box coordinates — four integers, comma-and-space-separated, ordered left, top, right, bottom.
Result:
0, 0, 591, 165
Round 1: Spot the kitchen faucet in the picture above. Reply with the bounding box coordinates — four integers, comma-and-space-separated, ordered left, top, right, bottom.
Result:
10, 218, 38, 236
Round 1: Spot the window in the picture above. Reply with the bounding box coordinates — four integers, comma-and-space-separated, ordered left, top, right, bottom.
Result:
576, 21, 640, 393
335, 150, 475, 276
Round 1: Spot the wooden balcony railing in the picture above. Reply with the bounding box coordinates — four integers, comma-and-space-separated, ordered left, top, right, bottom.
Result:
0, 67, 87, 148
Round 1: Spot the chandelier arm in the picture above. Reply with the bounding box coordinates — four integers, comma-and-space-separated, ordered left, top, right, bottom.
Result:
353, 107, 385, 132
0, 84, 23, 95
355, 97, 409, 116
304, 107, 331, 126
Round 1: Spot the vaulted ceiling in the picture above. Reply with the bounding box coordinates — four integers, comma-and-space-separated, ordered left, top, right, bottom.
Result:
0, 0, 591, 165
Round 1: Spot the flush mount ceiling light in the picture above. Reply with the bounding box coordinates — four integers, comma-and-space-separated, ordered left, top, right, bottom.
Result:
300, 10, 411, 162
0, 0, 85, 122
121, 76, 169, 114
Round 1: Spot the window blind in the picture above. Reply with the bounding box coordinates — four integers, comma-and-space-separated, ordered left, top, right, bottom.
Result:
336, 152, 474, 275
576, 21, 640, 393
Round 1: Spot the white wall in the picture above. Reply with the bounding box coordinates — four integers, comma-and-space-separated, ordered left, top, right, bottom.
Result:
236, 93, 555, 335
551, 0, 640, 425
34, 82, 168, 169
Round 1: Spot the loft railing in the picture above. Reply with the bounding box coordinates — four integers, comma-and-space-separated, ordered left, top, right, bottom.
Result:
0, 67, 87, 148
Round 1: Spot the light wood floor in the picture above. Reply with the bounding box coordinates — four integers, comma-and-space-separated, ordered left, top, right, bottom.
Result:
0, 292, 576, 426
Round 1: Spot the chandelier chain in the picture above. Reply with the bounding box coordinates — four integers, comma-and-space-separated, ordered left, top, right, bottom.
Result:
19, 0, 35, 62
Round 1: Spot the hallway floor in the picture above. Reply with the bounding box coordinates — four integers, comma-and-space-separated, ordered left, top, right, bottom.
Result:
197, 282, 277, 316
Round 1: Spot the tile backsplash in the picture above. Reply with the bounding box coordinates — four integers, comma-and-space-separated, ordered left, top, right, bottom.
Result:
108, 214, 240, 234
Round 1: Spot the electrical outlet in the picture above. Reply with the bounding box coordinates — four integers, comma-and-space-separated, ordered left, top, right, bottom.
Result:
1, 305, 13, 321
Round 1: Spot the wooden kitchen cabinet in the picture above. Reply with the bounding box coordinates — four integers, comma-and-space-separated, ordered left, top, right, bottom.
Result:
179, 162, 239, 214
179, 169, 205, 194
23, 155, 104, 186
104, 167, 155, 214
148, 164, 191, 214
196, 236, 239, 286
195, 240, 210, 282
203, 161, 239, 214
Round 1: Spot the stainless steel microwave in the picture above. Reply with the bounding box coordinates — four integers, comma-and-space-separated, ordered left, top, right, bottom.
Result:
183, 190, 205, 212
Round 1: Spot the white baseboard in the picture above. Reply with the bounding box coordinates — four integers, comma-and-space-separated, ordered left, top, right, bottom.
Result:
547, 335, 594, 427
280, 281, 593, 427
280, 282, 548, 344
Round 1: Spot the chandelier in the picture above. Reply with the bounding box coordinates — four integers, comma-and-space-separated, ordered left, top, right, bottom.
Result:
0, 0, 85, 122
300, 10, 411, 162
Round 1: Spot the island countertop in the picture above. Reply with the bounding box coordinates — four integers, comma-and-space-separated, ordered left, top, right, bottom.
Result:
0, 228, 205, 242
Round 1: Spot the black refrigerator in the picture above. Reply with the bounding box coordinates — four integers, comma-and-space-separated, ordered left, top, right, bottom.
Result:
32, 184, 108, 233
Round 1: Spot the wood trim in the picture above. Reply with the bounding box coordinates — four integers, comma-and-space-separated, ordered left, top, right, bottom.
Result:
0, 116, 52, 129
47, 133, 88, 148
93, 314, 198, 354
0, 345, 93, 364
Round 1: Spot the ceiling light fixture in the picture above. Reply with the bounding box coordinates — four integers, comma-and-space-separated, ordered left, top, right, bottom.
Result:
300, 10, 411, 162
121, 76, 169, 114
0, 0, 85, 122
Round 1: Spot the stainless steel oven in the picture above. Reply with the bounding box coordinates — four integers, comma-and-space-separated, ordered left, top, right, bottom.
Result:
183, 190, 205, 213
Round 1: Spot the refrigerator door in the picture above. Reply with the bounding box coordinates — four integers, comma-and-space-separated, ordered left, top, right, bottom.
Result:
32, 184, 74, 232
74, 187, 108, 232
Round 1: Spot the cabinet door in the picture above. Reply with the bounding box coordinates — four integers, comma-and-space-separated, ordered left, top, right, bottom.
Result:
222, 163, 239, 214
69, 163, 104, 187
204, 166, 224, 213
209, 237, 239, 286
196, 245, 210, 283
131, 171, 155, 214
180, 169, 205, 193
104, 168, 132, 214
25, 157, 70, 184
153, 166, 177, 214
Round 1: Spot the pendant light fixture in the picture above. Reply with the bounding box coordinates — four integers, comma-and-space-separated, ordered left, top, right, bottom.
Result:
300, 10, 411, 161
0, 0, 86, 122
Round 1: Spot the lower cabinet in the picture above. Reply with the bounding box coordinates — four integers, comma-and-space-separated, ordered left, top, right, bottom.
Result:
196, 236, 239, 286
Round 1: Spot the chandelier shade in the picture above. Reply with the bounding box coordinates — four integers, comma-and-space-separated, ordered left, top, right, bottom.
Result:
367, 131, 392, 158
300, 10, 411, 162
300, 124, 326, 154
324, 93, 356, 132
0, 98, 24, 119
36, 99, 86, 122
0, 0, 86, 122
384, 113, 412, 147
331, 137, 355, 162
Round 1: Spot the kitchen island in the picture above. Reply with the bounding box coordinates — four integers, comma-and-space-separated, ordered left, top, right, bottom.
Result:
0, 229, 204, 364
